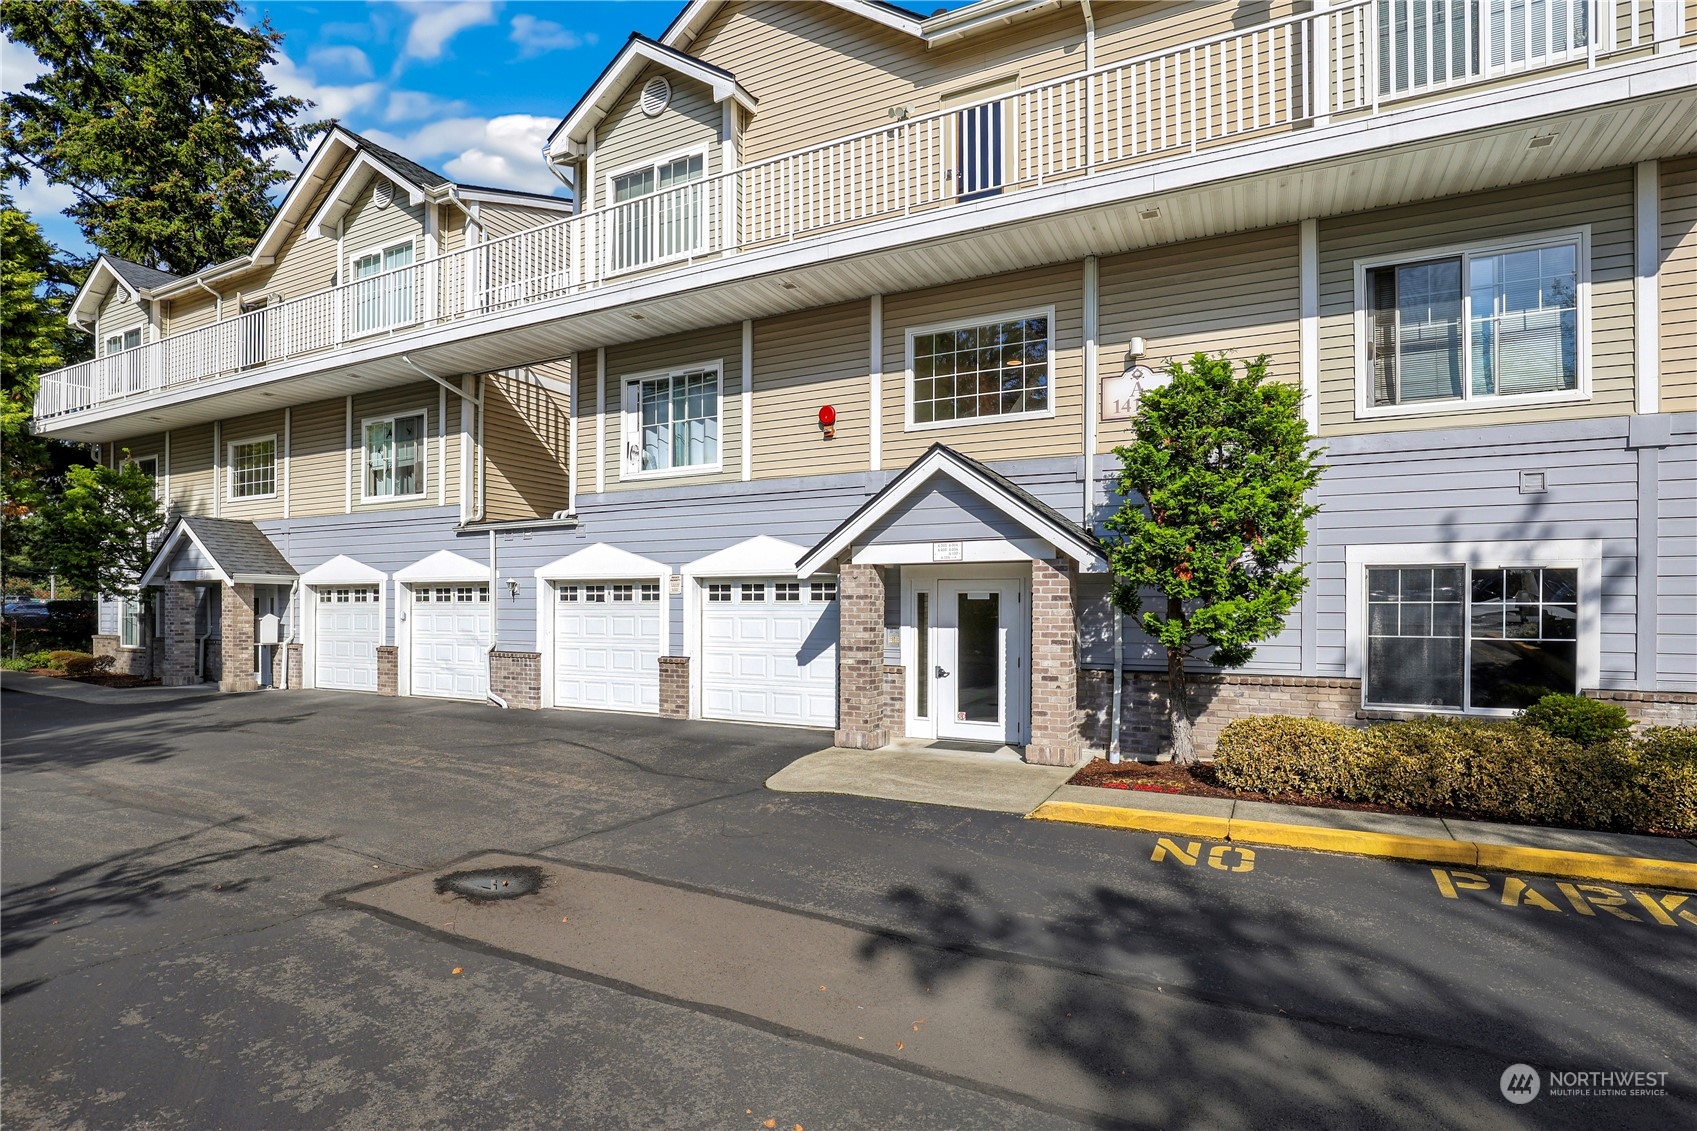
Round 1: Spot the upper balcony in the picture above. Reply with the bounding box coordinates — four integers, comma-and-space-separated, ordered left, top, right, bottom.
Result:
35, 0, 1694, 437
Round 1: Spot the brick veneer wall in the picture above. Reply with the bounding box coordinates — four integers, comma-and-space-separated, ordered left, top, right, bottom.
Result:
161, 581, 199, 687
286, 643, 303, 690
1027, 557, 1084, 766
1080, 669, 1362, 760
658, 655, 690, 719
376, 645, 398, 696
91, 634, 152, 678
1583, 689, 1697, 729
835, 564, 889, 749
489, 650, 540, 709
882, 665, 905, 736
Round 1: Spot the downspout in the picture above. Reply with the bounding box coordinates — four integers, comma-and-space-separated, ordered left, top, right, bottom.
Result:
1110, 603, 1123, 763
191, 277, 223, 321
486, 526, 506, 708
402, 354, 484, 524
1080, 0, 1096, 72
280, 579, 299, 690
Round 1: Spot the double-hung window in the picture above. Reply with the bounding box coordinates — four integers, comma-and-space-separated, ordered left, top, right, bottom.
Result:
350, 240, 415, 334
105, 328, 142, 356
1364, 562, 1584, 712
607, 152, 706, 272
228, 436, 277, 499
910, 310, 1052, 427
621, 365, 720, 478
364, 412, 426, 500
120, 596, 143, 649
1361, 232, 1584, 414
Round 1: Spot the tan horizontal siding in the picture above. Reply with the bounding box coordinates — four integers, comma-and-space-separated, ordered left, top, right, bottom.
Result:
112, 432, 167, 469
288, 396, 350, 517
440, 206, 466, 257
1317, 168, 1637, 436
246, 172, 339, 304
595, 64, 723, 203
343, 179, 425, 270
752, 300, 871, 479
600, 323, 745, 492
483, 361, 572, 521
162, 289, 218, 336
95, 290, 148, 346
1662, 155, 1697, 414
165, 423, 214, 515
1098, 224, 1301, 453
478, 202, 568, 241
880, 260, 1085, 468
219, 409, 287, 521
573, 348, 599, 492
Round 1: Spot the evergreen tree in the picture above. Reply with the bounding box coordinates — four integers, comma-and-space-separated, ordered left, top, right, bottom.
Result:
1102, 353, 1324, 764
2, 0, 314, 274
36, 456, 164, 598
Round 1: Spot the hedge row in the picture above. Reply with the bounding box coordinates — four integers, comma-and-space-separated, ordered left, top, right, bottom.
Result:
1213, 715, 1697, 836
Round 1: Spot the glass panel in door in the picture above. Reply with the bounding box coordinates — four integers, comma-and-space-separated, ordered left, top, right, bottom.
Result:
935, 580, 1020, 743
955, 592, 1000, 723
956, 101, 1004, 201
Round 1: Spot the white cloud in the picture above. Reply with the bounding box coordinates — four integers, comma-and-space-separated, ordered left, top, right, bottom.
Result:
264, 50, 385, 122
401, 1, 498, 62
384, 89, 468, 123
365, 114, 563, 196
1, 32, 46, 95
306, 44, 374, 79
509, 14, 592, 58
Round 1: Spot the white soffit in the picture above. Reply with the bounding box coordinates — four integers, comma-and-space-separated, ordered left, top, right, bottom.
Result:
300, 554, 387, 586
535, 542, 670, 581
395, 550, 489, 583
682, 535, 813, 578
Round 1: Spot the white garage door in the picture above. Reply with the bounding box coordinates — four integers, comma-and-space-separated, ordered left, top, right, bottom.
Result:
702, 578, 838, 727
409, 584, 490, 699
314, 586, 381, 691
554, 580, 663, 712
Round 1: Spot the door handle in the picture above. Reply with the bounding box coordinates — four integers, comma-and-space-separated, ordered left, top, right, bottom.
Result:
935, 666, 949, 679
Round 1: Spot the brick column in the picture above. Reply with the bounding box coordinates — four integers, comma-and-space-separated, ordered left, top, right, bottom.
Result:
376, 645, 398, 696
658, 655, 690, 719
285, 643, 303, 690
1026, 556, 1082, 766
488, 650, 540, 709
219, 583, 258, 693
835, 563, 889, 749
161, 581, 199, 687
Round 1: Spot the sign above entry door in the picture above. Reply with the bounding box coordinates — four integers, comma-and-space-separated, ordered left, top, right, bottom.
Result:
932, 541, 963, 562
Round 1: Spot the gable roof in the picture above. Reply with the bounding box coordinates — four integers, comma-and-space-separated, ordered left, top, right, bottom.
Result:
299, 554, 387, 586
395, 550, 489, 583
683, 535, 812, 578
106, 256, 182, 292
546, 33, 757, 159
355, 135, 451, 189
796, 443, 1104, 576
660, 0, 926, 51
659, 0, 1059, 54
534, 542, 670, 581
137, 516, 298, 587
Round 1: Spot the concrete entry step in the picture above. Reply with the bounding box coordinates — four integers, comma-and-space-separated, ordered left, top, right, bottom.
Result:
766, 745, 1071, 814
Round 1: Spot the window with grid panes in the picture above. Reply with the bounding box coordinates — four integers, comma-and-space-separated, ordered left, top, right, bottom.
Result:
911, 313, 1049, 425
811, 581, 837, 602
229, 437, 277, 498
640, 583, 661, 602
774, 582, 800, 602
707, 583, 731, 602
740, 582, 765, 602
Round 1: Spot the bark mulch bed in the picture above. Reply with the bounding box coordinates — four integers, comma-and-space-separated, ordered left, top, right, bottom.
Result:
22, 668, 160, 689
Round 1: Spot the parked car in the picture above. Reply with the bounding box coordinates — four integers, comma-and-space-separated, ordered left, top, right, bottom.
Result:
3, 598, 50, 624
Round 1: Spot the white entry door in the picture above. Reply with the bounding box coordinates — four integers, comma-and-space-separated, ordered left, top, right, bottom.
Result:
935, 579, 1025, 744
553, 580, 662, 712
701, 578, 838, 727
409, 583, 490, 699
314, 585, 381, 691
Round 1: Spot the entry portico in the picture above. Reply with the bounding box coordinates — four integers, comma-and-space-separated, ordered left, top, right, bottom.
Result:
798, 444, 1104, 766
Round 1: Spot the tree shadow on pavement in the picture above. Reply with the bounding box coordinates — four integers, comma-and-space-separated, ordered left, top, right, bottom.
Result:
860, 866, 1697, 1130
0, 817, 328, 966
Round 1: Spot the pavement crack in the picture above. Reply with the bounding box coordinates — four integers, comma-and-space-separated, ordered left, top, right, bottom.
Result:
528, 787, 762, 854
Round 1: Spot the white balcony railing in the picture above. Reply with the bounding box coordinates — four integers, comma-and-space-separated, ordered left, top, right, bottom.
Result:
36, 0, 1678, 422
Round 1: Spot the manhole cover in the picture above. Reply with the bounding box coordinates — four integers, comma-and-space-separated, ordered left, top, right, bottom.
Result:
434, 865, 544, 902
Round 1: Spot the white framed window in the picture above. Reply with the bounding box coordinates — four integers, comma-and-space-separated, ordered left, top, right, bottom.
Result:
620, 363, 721, 479
105, 328, 142, 356
707, 583, 732, 602
907, 307, 1054, 430
612, 584, 635, 602
349, 239, 416, 335
558, 585, 579, 602
740, 582, 765, 602
124, 453, 163, 503
585, 584, 607, 603
120, 596, 143, 649
774, 582, 801, 602
605, 148, 708, 273
362, 411, 427, 501
1346, 541, 1601, 715
227, 434, 278, 499
640, 582, 661, 602
810, 580, 837, 602
1355, 229, 1589, 418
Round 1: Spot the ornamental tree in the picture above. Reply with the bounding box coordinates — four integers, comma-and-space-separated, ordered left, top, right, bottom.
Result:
1102, 352, 1323, 764
35, 456, 164, 598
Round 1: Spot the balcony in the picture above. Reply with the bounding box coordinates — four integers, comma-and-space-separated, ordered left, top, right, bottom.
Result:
35, 0, 1687, 426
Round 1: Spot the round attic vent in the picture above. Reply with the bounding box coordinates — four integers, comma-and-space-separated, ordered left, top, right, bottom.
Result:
372, 179, 393, 209
640, 76, 672, 118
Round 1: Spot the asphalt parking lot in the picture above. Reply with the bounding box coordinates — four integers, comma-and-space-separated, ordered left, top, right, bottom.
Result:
3, 686, 1694, 1129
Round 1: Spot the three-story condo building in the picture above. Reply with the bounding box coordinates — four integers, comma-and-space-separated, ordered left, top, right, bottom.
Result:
38, 0, 1697, 762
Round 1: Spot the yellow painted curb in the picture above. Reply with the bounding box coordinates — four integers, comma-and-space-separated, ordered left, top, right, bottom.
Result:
1027, 800, 1697, 892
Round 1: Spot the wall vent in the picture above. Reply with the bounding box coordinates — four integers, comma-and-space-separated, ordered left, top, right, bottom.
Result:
640, 76, 672, 118
373, 179, 393, 209
1519, 470, 1548, 494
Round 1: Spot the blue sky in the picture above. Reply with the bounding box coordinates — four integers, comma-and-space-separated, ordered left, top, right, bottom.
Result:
3, 2, 701, 257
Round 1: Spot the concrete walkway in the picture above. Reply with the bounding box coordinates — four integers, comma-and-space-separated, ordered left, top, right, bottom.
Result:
766, 745, 1074, 814
0, 669, 222, 706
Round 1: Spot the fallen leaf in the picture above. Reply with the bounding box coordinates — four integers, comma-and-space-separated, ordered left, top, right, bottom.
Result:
896, 1042, 904, 1051
561, 917, 569, 923
745, 1111, 752, 1116
763, 1120, 776, 1129
818, 986, 826, 992
451, 967, 463, 976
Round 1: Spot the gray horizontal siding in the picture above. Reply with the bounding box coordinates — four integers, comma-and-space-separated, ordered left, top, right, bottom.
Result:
1658, 414, 1696, 690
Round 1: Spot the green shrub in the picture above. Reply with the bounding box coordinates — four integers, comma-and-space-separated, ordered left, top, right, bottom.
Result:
1211, 714, 1697, 835
46, 650, 104, 676
1520, 693, 1633, 746
1214, 717, 1366, 796
1, 657, 31, 671
22, 649, 53, 668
